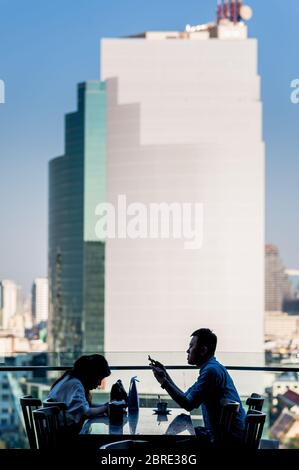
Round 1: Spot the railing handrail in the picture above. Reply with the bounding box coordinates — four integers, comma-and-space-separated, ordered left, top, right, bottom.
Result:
0, 365, 299, 372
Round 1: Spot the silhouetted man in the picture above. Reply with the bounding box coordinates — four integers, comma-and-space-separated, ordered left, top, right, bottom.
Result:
151, 328, 245, 446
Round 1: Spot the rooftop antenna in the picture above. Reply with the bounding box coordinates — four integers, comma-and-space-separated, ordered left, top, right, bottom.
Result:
232, 0, 238, 23
237, 0, 242, 22
228, 0, 234, 22
217, 0, 252, 24
217, 0, 223, 23
223, 0, 229, 19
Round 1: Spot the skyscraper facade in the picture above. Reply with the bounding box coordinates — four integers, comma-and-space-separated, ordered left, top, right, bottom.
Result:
0, 280, 23, 330
48, 82, 106, 354
101, 19, 265, 353
32, 278, 49, 324
265, 245, 293, 312
285, 269, 299, 299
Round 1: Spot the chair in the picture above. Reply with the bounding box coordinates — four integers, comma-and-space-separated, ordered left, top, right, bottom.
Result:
33, 406, 62, 449
259, 438, 279, 449
100, 440, 150, 450
243, 410, 266, 450
43, 398, 68, 427
20, 395, 42, 449
246, 393, 264, 413
215, 399, 240, 447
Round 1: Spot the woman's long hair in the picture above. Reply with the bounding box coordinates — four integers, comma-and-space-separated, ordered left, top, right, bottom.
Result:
50, 354, 111, 404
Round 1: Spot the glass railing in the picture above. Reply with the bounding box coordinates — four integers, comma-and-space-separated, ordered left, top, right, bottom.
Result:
0, 352, 298, 449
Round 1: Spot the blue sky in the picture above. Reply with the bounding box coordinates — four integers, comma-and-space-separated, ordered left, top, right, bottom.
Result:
0, 0, 298, 293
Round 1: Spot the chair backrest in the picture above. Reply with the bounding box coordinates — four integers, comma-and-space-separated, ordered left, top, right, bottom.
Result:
20, 395, 42, 449
243, 410, 266, 450
33, 406, 61, 449
246, 393, 264, 413
43, 399, 68, 427
216, 399, 240, 446
100, 440, 149, 450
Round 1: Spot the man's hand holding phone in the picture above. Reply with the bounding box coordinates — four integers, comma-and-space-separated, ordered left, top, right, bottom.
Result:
148, 355, 166, 370
148, 355, 168, 385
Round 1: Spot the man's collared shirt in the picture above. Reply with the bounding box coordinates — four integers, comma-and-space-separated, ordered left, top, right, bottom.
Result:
184, 356, 246, 440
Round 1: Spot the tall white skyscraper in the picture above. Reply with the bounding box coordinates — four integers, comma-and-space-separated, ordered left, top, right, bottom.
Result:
101, 13, 264, 353
32, 278, 49, 324
0, 280, 22, 330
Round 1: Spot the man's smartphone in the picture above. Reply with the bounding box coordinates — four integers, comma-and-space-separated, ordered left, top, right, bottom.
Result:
148, 355, 157, 366
148, 356, 166, 374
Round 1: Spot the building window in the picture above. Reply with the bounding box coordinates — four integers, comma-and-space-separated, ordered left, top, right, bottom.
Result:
1, 418, 8, 426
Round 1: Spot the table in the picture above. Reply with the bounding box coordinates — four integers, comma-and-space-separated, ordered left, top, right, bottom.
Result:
80, 408, 203, 436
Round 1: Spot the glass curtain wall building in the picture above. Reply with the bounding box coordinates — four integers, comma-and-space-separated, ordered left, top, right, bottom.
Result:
48, 82, 106, 354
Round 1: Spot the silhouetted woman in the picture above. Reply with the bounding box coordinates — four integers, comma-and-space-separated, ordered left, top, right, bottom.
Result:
47, 354, 111, 431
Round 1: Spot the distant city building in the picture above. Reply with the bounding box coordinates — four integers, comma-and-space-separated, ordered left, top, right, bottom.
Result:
0, 369, 25, 447
22, 296, 33, 330
0, 372, 15, 432
265, 245, 293, 312
284, 270, 299, 314
0, 355, 40, 448
277, 389, 299, 414
48, 82, 106, 354
0, 330, 48, 355
9, 314, 25, 338
286, 269, 299, 298
31, 278, 48, 324
283, 299, 299, 315
270, 372, 299, 398
101, 15, 264, 353
0, 280, 23, 330
268, 384, 299, 447
270, 408, 299, 446
265, 311, 299, 341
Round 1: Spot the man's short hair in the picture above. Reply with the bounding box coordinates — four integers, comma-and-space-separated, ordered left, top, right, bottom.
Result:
191, 328, 217, 356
